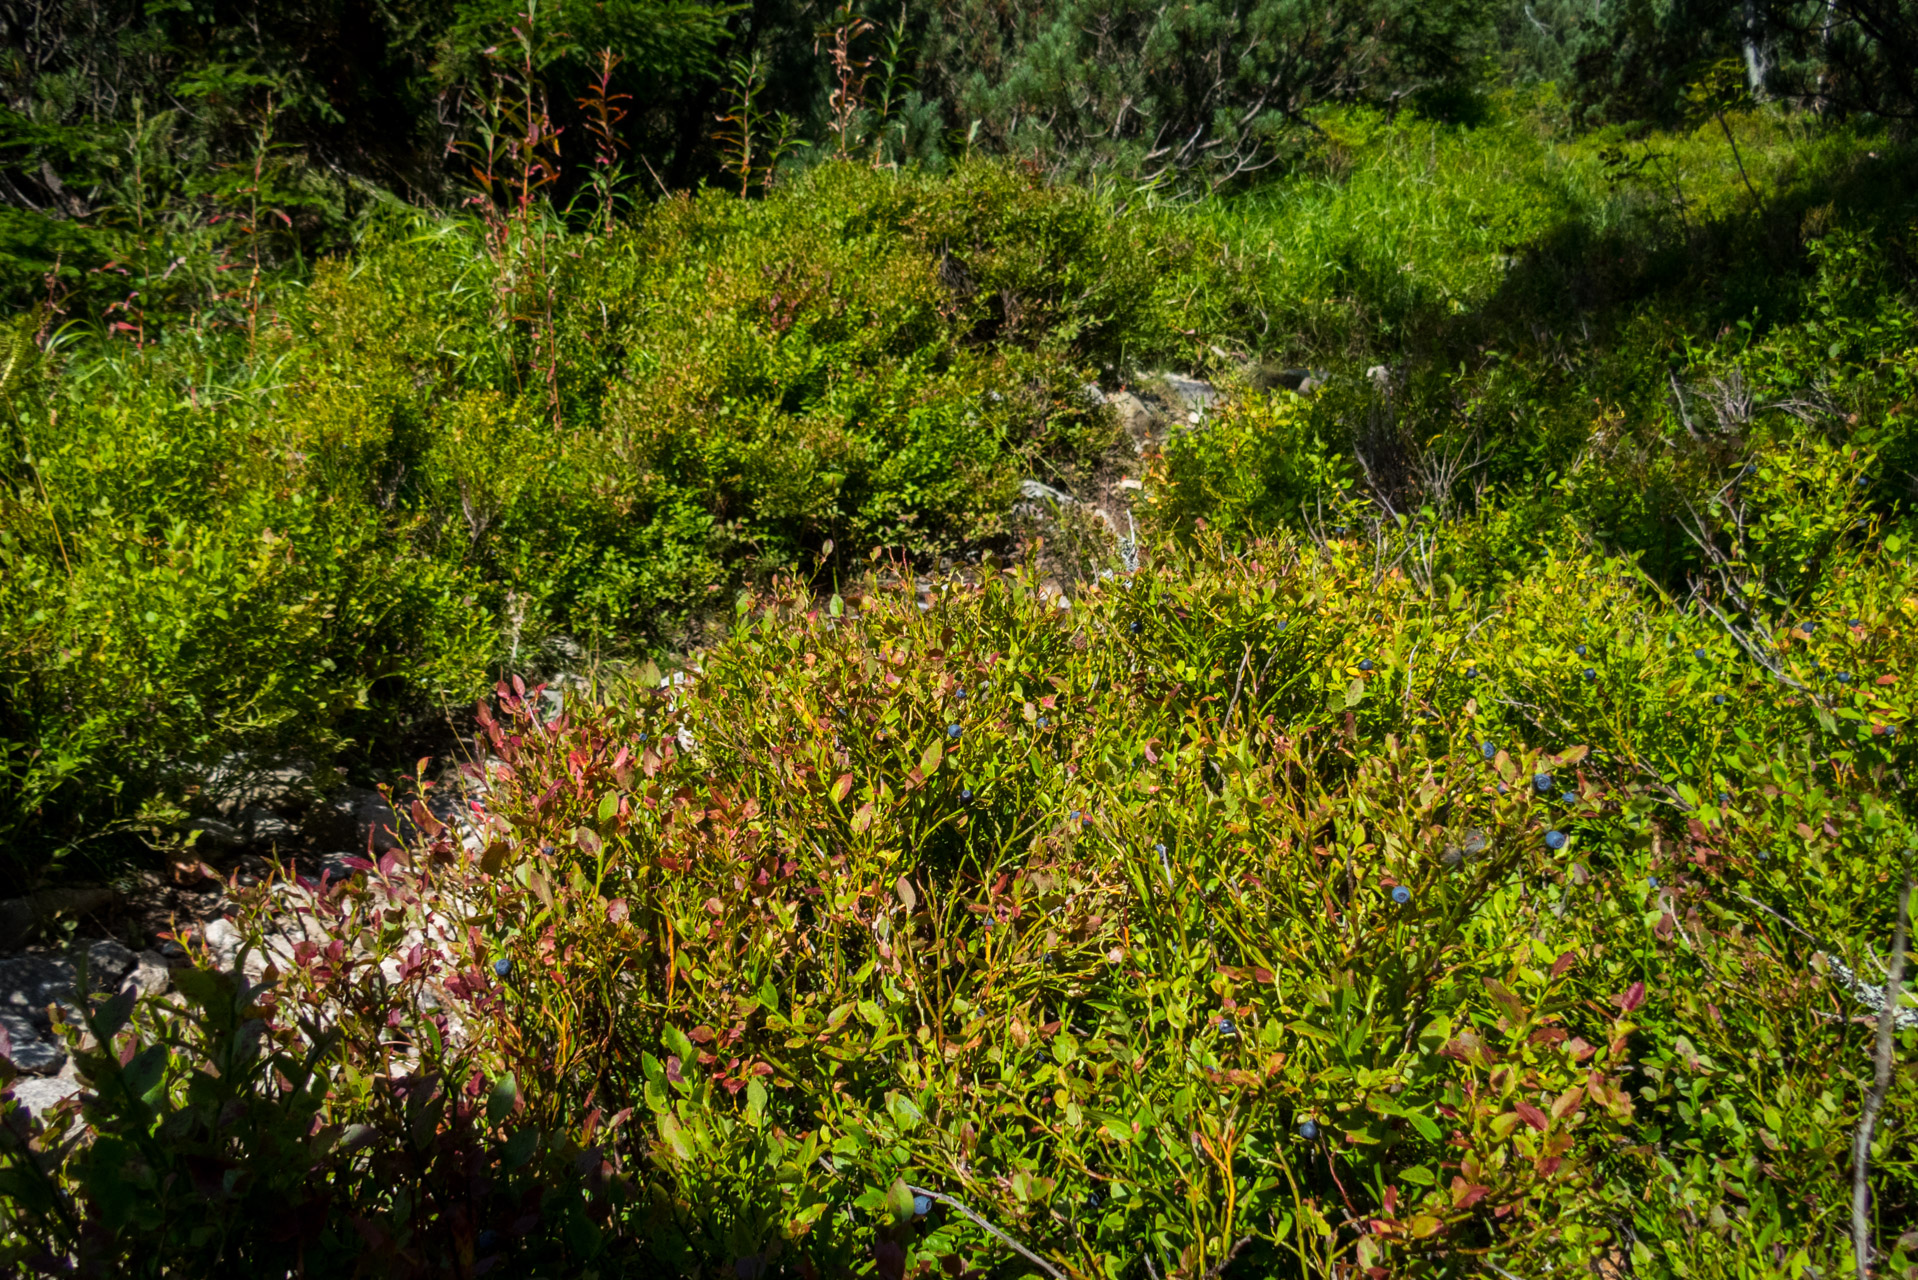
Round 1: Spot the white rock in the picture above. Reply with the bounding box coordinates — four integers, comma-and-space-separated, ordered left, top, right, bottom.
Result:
203, 918, 245, 971
8, 1073, 81, 1117
124, 951, 171, 998
1, 1010, 65, 1074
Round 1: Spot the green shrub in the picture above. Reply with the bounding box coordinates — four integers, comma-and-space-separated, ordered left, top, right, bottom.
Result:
12, 531, 1914, 1275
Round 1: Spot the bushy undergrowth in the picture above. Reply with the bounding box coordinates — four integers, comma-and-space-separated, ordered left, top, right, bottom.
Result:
1, 162, 1214, 879
3, 97, 1916, 899
6, 535, 1916, 1276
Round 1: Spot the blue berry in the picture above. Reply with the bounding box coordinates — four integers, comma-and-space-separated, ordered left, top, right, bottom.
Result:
1391, 885, 1411, 905
1153, 843, 1167, 855
1358, 659, 1375, 672
1838, 673, 1852, 684
913, 1195, 932, 1218
1694, 648, 1708, 661
1560, 790, 1577, 804
960, 788, 974, 803
494, 957, 512, 978
1713, 694, 1726, 706
1544, 830, 1568, 850
1847, 618, 1861, 628
947, 723, 963, 739
1037, 717, 1049, 728
1575, 644, 1587, 657
1481, 741, 1497, 760
1129, 621, 1141, 633
1299, 1120, 1320, 1140
1215, 1016, 1238, 1037
1583, 668, 1597, 681
1069, 809, 1082, 822
1533, 772, 1553, 793
1648, 876, 1660, 888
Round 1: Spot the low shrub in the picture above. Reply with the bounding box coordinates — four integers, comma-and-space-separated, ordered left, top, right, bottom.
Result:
8, 533, 1913, 1276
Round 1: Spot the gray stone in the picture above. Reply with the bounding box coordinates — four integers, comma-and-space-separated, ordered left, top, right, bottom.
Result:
1, 1010, 65, 1075
125, 951, 171, 998
1242, 362, 1324, 393
188, 816, 245, 849
1018, 478, 1079, 507
0, 955, 77, 1030
198, 754, 317, 817
0, 886, 119, 950
241, 807, 298, 848
1157, 373, 1218, 415
1106, 392, 1157, 450
203, 918, 245, 971
306, 786, 405, 853
7, 1073, 81, 1117
80, 939, 137, 991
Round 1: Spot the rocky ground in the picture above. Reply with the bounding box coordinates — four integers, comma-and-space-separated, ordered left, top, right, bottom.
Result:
0, 760, 494, 1116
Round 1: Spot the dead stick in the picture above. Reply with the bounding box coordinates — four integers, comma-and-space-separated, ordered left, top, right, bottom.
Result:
1852, 867, 1912, 1277
908, 1185, 1066, 1280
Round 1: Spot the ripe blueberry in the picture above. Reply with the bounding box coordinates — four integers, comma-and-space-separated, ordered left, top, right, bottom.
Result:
494, 957, 512, 978
913, 1195, 932, 1218
1544, 829, 1568, 850
947, 723, 963, 739
1534, 772, 1553, 793
1299, 1120, 1320, 1140
1391, 885, 1411, 905
1358, 659, 1375, 672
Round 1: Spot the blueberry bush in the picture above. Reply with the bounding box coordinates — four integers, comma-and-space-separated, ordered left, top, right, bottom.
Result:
7, 530, 1915, 1275
4, 87, 1918, 1278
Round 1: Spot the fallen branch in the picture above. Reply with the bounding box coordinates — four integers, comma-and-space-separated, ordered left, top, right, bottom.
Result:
907, 1185, 1066, 1280
1852, 867, 1911, 1277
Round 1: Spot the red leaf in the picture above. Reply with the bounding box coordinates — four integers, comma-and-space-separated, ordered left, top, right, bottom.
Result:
1616, 981, 1646, 1013
1514, 1100, 1549, 1131
605, 898, 629, 925
1550, 950, 1577, 979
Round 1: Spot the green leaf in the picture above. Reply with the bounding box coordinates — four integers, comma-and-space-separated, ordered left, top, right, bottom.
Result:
746, 1076, 769, 1128
1406, 1110, 1442, 1142
919, 737, 944, 776
885, 1177, 917, 1224
503, 1125, 540, 1168
487, 1072, 518, 1126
